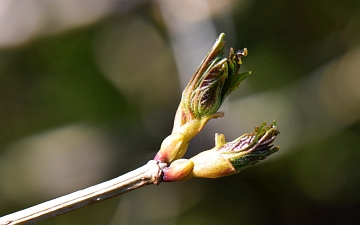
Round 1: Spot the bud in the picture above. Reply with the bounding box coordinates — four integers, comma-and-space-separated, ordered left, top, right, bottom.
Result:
154, 33, 250, 163
162, 121, 279, 182
174, 33, 250, 129
218, 121, 279, 172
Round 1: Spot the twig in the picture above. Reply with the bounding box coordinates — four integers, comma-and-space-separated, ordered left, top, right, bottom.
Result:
0, 33, 280, 225
0, 160, 166, 225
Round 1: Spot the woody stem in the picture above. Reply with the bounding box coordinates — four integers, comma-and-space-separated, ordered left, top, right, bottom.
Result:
0, 160, 166, 225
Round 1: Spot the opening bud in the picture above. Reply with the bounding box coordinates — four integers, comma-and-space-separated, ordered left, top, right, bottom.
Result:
162, 121, 280, 182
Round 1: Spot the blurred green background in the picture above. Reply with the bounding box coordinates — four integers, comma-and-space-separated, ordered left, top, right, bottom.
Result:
1, 0, 360, 224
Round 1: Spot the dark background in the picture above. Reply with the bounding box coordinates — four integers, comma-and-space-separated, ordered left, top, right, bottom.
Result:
1, 0, 360, 224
